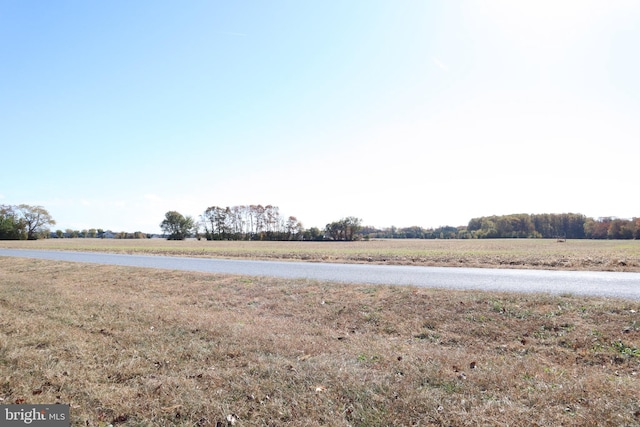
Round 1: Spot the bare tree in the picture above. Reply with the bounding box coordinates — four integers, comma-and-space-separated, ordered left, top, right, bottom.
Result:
16, 205, 56, 240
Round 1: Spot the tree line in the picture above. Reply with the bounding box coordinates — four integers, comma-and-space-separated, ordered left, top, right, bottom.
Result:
347, 214, 640, 240
364, 225, 462, 239
4, 202, 640, 241
466, 213, 640, 240
161, 205, 362, 241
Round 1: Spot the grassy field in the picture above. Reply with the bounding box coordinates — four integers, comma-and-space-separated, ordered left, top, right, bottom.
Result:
1, 256, 639, 426
2, 238, 640, 272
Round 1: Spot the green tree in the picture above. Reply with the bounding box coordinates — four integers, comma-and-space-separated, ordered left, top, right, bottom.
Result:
325, 217, 362, 241
343, 216, 362, 241
619, 220, 635, 239
0, 205, 55, 240
325, 221, 342, 240
0, 205, 26, 239
303, 227, 323, 241
160, 211, 194, 240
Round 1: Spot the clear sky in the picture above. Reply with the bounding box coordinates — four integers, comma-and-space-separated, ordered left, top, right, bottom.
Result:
1, 1, 639, 233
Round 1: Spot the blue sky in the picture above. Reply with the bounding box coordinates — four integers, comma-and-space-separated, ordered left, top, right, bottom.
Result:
1, 1, 639, 233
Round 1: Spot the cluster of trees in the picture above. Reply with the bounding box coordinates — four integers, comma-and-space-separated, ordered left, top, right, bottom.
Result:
200, 205, 303, 241
0, 205, 56, 240
325, 217, 363, 241
160, 206, 362, 241
465, 213, 640, 240
55, 229, 100, 238
110, 231, 150, 239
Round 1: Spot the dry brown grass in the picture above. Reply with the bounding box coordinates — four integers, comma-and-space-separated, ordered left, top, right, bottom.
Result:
2, 238, 640, 272
1, 257, 639, 426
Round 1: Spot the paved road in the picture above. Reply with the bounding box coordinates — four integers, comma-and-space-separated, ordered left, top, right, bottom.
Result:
2, 249, 640, 300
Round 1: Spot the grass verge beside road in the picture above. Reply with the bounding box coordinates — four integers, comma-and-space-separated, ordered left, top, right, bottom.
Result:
1, 258, 639, 425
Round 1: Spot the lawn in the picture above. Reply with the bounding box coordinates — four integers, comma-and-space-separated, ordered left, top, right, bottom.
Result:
1, 257, 639, 426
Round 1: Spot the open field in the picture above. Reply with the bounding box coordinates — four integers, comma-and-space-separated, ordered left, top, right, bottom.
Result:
1, 258, 639, 426
1, 238, 640, 272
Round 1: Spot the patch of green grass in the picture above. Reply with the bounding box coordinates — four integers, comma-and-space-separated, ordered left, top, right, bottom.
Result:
611, 340, 640, 357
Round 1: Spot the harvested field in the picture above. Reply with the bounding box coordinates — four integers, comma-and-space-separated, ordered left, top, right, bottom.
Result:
1, 258, 639, 426
1, 238, 640, 272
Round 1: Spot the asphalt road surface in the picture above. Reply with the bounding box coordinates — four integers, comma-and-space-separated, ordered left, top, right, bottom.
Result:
2, 249, 640, 300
